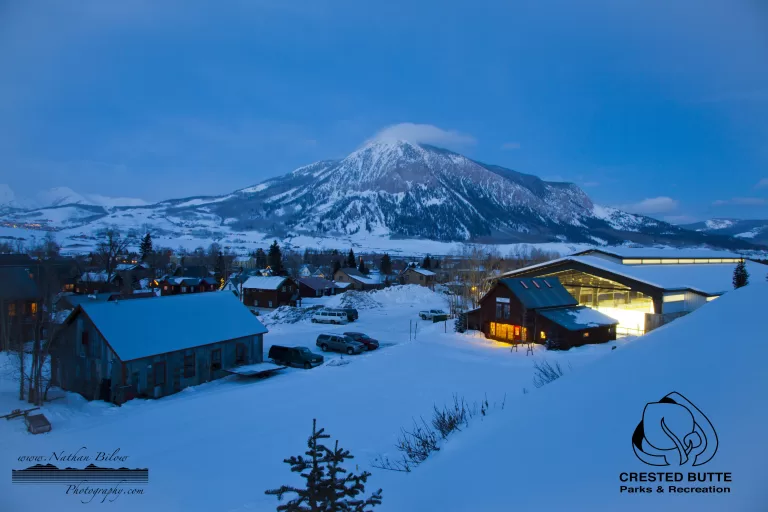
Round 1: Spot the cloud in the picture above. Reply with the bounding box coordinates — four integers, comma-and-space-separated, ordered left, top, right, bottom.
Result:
622, 196, 679, 214
369, 123, 476, 147
713, 197, 768, 206
755, 178, 768, 188
500, 141, 521, 150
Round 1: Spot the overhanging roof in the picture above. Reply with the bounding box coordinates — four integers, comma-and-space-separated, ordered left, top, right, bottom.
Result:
497, 277, 578, 309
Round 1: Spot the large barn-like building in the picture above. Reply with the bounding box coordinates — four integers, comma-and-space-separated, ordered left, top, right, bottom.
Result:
494, 247, 764, 335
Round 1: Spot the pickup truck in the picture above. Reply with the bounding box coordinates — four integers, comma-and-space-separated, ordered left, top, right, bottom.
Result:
419, 309, 447, 320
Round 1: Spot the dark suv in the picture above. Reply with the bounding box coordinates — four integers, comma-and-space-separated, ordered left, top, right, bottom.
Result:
343, 332, 379, 350
268, 345, 324, 369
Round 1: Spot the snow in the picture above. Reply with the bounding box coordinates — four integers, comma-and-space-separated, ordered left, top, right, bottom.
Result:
735, 230, 758, 239
79, 271, 110, 282
76, 293, 268, 361
704, 219, 736, 230
582, 247, 745, 259
382, 283, 768, 512
2, 283, 764, 510
240, 182, 270, 193
409, 267, 436, 276
241, 276, 290, 290
565, 305, 618, 327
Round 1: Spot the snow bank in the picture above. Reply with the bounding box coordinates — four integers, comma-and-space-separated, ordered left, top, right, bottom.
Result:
383, 283, 768, 511
262, 305, 322, 325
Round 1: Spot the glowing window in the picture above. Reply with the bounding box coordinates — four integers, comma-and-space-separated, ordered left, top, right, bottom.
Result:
706, 296, 719, 302
661, 259, 677, 264
708, 259, 722, 263
663, 294, 685, 302
694, 259, 708, 264
642, 259, 661, 264
540, 331, 546, 340
678, 259, 694, 264
583, 332, 590, 338
623, 259, 642, 265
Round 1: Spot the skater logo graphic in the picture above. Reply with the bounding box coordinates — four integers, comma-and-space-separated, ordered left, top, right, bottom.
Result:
632, 392, 718, 467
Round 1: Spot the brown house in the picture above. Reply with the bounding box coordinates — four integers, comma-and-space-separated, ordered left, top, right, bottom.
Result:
51, 292, 268, 405
75, 271, 124, 295
241, 276, 299, 308
155, 276, 219, 296
298, 277, 337, 298
472, 277, 617, 350
399, 266, 437, 288
333, 268, 381, 291
0, 267, 41, 348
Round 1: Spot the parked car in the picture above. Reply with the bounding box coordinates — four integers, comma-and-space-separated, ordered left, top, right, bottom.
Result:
343, 332, 379, 350
311, 310, 349, 324
316, 334, 365, 355
268, 345, 324, 369
419, 309, 447, 320
341, 308, 359, 321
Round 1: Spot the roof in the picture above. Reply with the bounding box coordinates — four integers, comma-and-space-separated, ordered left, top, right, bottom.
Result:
573, 247, 747, 259
0, 253, 33, 266
406, 267, 436, 276
76, 292, 268, 361
80, 271, 114, 283
173, 265, 210, 278
339, 268, 381, 285
62, 293, 115, 307
0, 267, 40, 300
497, 277, 578, 309
335, 282, 352, 289
501, 255, 766, 296
538, 306, 618, 331
242, 276, 289, 290
115, 263, 139, 271
298, 277, 335, 291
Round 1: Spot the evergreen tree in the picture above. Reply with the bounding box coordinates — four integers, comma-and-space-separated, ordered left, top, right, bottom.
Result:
346, 249, 356, 268
422, 255, 432, 269
380, 254, 392, 275
357, 257, 367, 275
434, 259, 440, 269
214, 251, 225, 283
303, 248, 312, 264
332, 259, 342, 276
733, 260, 749, 289
140, 233, 153, 261
265, 419, 383, 511
268, 241, 283, 273
255, 248, 267, 269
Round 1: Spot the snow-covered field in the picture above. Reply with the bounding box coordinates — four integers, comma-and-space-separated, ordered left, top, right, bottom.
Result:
0, 286, 626, 511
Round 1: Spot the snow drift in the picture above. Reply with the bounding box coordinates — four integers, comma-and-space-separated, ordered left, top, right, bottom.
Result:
382, 283, 768, 511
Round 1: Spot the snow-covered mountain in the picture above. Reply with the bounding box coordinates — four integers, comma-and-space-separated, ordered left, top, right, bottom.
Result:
0, 142, 763, 251
682, 218, 768, 246
0, 184, 148, 210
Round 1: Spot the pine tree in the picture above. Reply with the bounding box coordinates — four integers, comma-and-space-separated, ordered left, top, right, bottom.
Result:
140, 233, 153, 261
255, 248, 267, 269
332, 259, 342, 276
268, 241, 283, 273
733, 260, 749, 289
214, 251, 225, 283
265, 419, 383, 511
346, 249, 356, 268
380, 254, 392, 275
422, 255, 432, 269
358, 257, 367, 275
433, 259, 440, 269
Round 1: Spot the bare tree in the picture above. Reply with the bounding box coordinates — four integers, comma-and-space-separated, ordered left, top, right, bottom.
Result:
95, 228, 133, 283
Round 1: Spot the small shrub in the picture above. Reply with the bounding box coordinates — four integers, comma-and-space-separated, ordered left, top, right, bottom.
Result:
396, 417, 440, 464
532, 359, 567, 388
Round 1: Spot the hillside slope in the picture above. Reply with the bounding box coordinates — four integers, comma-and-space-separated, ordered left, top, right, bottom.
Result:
383, 283, 768, 511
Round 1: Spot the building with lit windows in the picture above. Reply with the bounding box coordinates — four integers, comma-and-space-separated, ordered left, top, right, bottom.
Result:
494, 247, 765, 336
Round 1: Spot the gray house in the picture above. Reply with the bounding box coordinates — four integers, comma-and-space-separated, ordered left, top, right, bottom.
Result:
51, 292, 268, 405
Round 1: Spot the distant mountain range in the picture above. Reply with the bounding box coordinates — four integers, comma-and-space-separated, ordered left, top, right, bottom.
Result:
0, 184, 147, 210
0, 141, 764, 253
681, 218, 768, 247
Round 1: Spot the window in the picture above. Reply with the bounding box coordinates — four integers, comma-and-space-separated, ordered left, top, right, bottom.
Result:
503, 304, 510, 320
236, 343, 246, 364
282, 286, 286, 292
181, 286, 187, 293
268, 301, 273, 308
184, 353, 195, 378
583, 332, 590, 338
164, 286, 168, 291
254, 300, 259, 306
154, 362, 166, 386
8, 303, 16, 317
496, 303, 503, 318
80, 331, 89, 358
419, 275, 423, 281
540, 331, 546, 340
30, 302, 38, 315
211, 349, 221, 371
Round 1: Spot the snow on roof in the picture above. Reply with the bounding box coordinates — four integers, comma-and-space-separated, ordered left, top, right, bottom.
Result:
538, 306, 618, 331
335, 282, 352, 288
80, 271, 111, 282
78, 292, 267, 361
233, 256, 252, 263
501, 255, 765, 296
242, 276, 288, 290
115, 263, 138, 271
410, 267, 436, 276
576, 247, 746, 259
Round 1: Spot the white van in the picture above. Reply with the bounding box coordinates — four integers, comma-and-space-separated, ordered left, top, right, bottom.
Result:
311, 310, 349, 325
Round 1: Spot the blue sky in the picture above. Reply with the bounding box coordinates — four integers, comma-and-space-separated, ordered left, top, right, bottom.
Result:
1, 0, 767, 222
